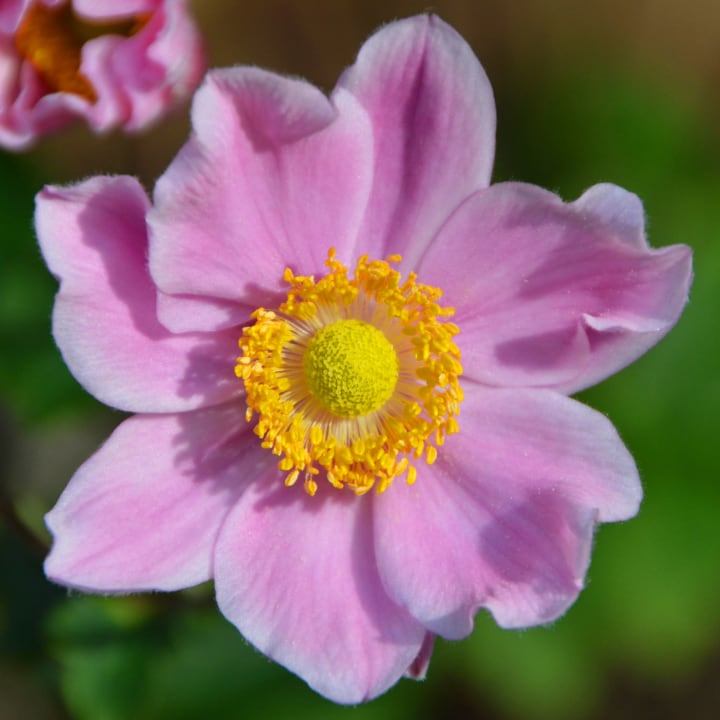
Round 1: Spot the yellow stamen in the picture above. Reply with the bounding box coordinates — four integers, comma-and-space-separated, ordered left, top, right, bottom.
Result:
15, 2, 149, 102
235, 250, 462, 496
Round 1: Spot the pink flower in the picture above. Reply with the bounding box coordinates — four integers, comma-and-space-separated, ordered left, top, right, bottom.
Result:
38, 15, 692, 704
0, 0, 205, 150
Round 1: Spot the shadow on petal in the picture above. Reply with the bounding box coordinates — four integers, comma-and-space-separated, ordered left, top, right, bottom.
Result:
478, 488, 597, 628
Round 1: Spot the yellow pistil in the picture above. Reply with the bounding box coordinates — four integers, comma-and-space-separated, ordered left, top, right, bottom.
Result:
15, 2, 149, 102
304, 319, 399, 417
235, 250, 463, 497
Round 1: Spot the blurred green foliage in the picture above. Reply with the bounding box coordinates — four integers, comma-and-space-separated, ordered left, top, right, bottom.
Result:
47, 595, 436, 720
1, 39, 718, 720
0, 154, 94, 422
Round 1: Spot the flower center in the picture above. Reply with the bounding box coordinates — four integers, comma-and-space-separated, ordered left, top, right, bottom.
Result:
304, 319, 398, 418
15, 2, 149, 102
235, 250, 462, 497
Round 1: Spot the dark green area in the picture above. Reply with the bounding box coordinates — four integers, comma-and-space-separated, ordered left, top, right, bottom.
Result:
0, 153, 94, 422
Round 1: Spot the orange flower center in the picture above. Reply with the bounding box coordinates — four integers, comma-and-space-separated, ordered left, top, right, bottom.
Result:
14, 1, 149, 102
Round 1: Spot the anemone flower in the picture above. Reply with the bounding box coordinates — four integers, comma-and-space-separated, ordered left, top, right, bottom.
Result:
38, 15, 692, 704
0, 0, 204, 149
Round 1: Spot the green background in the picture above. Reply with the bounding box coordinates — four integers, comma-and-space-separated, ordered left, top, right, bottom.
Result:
1, 1, 718, 718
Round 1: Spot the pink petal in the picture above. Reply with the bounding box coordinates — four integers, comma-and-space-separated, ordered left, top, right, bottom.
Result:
572, 183, 648, 250
149, 67, 373, 313
417, 182, 692, 392
77, 36, 132, 130
36, 176, 242, 413
214, 480, 426, 704
80, 0, 205, 132
0, 46, 80, 150
156, 291, 249, 334
0, 1, 27, 33
374, 385, 641, 638
337, 14, 496, 265
45, 405, 259, 592
72, 0, 158, 19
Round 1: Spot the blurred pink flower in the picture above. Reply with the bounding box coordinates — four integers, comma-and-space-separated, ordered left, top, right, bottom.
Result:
38, 15, 692, 704
0, 0, 205, 149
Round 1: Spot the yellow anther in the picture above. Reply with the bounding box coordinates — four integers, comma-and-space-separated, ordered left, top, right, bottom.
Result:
407, 465, 417, 485
310, 424, 323, 445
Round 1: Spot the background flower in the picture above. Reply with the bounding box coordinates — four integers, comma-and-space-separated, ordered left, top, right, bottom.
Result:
0, 2, 716, 719
36, 13, 690, 706
0, 0, 205, 150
